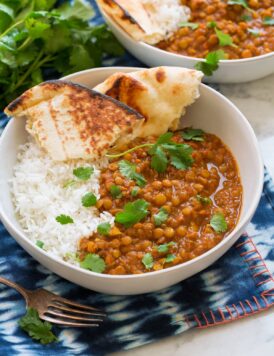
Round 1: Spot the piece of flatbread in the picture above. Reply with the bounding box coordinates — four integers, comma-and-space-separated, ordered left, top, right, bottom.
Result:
97, 0, 190, 44
4, 80, 144, 161
94, 67, 203, 137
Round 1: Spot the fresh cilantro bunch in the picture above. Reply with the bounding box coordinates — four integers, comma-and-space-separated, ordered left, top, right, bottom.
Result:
0, 0, 124, 109
19, 308, 58, 344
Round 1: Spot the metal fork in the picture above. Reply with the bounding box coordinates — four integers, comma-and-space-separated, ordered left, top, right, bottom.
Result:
0, 276, 106, 327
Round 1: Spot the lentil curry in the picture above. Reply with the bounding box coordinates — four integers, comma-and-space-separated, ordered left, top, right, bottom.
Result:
79, 129, 242, 275
157, 0, 274, 59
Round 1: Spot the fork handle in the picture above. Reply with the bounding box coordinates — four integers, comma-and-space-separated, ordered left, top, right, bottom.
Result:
0, 276, 29, 300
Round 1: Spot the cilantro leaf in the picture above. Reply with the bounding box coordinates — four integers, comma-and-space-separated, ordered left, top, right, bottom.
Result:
195, 50, 226, 76
36, 240, 44, 249
80, 253, 106, 273
56, 214, 74, 224
73, 167, 94, 180
247, 28, 261, 37
157, 242, 176, 254
165, 254, 176, 263
97, 222, 111, 235
163, 143, 194, 170
19, 308, 58, 345
151, 146, 168, 173
182, 128, 204, 141
118, 160, 146, 187
263, 17, 274, 26
115, 199, 149, 227
0, 4, 14, 32
81, 192, 97, 207
196, 195, 211, 205
154, 207, 169, 226
207, 21, 217, 28
227, 0, 251, 10
142, 253, 153, 269
131, 187, 139, 197
179, 22, 198, 30
110, 185, 122, 199
215, 28, 236, 47
58, 0, 94, 20
63, 179, 76, 188
210, 212, 228, 233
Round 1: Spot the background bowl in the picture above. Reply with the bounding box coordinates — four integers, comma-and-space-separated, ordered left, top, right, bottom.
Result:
0, 67, 264, 295
99, 7, 274, 84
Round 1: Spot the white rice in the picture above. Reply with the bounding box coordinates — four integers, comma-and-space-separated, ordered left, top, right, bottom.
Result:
11, 139, 114, 264
143, 0, 190, 37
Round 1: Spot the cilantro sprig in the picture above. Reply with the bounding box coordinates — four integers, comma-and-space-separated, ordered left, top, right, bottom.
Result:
195, 50, 226, 76
115, 199, 149, 227
263, 17, 274, 26
142, 253, 154, 269
196, 195, 211, 205
55, 214, 74, 225
36, 240, 44, 249
108, 133, 194, 173
157, 242, 176, 253
81, 192, 97, 207
182, 128, 204, 142
73, 167, 94, 181
210, 212, 228, 233
118, 160, 146, 187
0, 0, 124, 109
80, 253, 106, 273
179, 22, 199, 30
97, 222, 111, 235
110, 185, 122, 198
19, 308, 58, 345
154, 207, 169, 226
227, 0, 252, 11
215, 28, 236, 47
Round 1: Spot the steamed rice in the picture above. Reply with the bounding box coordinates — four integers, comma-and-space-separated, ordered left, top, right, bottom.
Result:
11, 139, 114, 264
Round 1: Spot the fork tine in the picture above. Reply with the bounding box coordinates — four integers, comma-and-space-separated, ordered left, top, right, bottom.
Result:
52, 297, 103, 312
49, 302, 106, 317
42, 315, 100, 327
45, 310, 104, 323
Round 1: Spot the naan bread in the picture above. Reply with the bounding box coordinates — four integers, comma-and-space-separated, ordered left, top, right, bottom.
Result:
94, 67, 203, 137
5, 80, 144, 161
97, 0, 190, 44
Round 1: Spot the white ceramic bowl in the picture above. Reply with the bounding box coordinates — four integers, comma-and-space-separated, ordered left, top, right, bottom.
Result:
99, 7, 274, 84
0, 67, 264, 295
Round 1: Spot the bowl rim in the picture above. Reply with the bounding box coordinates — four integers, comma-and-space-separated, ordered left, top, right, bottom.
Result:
101, 6, 274, 65
0, 66, 264, 281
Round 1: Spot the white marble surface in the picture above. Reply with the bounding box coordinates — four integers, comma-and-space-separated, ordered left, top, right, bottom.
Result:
110, 74, 274, 356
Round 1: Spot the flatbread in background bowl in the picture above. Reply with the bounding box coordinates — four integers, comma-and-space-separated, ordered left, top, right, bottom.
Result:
96, 0, 190, 44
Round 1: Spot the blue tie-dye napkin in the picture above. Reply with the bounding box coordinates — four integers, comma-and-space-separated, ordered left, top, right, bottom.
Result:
0, 1, 273, 354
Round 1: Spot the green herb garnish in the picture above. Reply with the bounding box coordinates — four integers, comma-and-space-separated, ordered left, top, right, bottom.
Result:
115, 199, 149, 227
195, 50, 226, 76
154, 207, 169, 226
80, 253, 106, 273
19, 308, 58, 345
157, 242, 176, 254
247, 28, 261, 37
110, 185, 122, 198
142, 253, 154, 269
227, 0, 251, 11
149, 133, 194, 172
0, 1, 124, 110
215, 28, 236, 47
36, 240, 44, 249
131, 186, 139, 197
165, 254, 176, 263
55, 214, 74, 225
118, 160, 146, 187
263, 17, 274, 26
210, 212, 228, 233
179, 22, 199, 30
182, 128, 204, 141
207, 21, 217, 28
241, 14, 252, 21
81, 192, 97, 207
196, 195, 211, 205
97, 222, 111, 235
73, 167, 94, 181
63, 179, 76, 188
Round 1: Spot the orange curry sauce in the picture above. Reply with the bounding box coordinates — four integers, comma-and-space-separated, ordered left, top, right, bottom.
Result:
157, 0, 274, 59
79, 131, 242, 274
